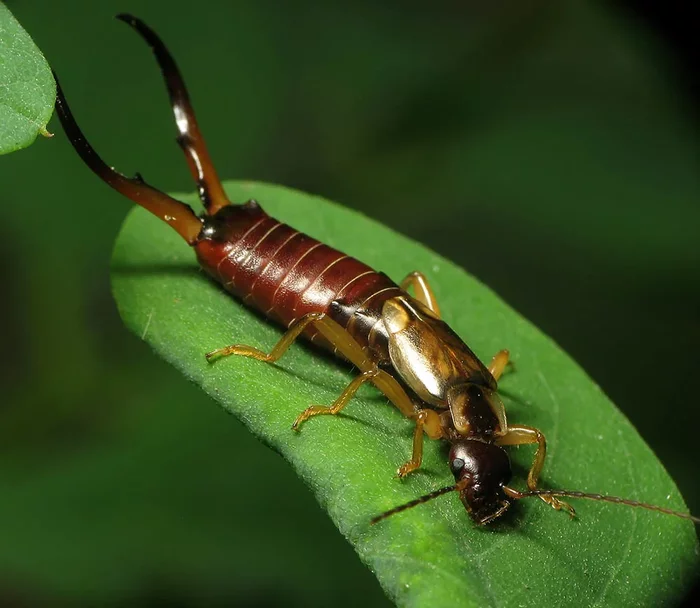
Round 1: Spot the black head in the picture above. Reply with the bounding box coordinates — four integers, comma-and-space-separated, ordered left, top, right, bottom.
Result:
449, 440, 512, 525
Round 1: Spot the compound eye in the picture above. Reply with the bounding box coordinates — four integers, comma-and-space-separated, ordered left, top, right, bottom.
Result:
450, 457, 465, 475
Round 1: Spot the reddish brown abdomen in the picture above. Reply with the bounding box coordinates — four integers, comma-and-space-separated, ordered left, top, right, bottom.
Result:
194, 201, 401, 353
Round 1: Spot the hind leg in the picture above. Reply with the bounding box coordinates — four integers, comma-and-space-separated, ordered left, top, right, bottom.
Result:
207, 312, 418, 420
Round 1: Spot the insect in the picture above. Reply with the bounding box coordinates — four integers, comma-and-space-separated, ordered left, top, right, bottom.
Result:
55, 14, 699, 528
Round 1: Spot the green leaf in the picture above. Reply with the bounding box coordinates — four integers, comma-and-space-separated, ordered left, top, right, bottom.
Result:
0, 2, 55, 154
112, 181, 698, 607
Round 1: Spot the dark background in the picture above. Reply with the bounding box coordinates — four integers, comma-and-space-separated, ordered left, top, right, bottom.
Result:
1, 0, 698, 606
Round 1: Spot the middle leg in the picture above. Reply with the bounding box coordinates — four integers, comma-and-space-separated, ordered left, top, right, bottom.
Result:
488, 349, 510, 382
291, 369, 379, 430
400, 271, 441, 318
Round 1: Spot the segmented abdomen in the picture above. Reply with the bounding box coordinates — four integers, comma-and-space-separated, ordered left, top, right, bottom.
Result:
195, 200, 401, 354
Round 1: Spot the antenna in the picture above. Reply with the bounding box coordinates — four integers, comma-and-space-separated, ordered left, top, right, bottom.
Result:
370, 481, 699, 525
370, 481, 467, 525
502, 486, 700, 524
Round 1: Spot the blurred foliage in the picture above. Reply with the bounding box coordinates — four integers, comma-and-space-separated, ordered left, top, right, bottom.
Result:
0, 2, 54, 154
0, 0, 698, 606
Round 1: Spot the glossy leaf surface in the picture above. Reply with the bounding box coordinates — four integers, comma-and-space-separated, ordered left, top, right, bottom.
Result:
112, 181, 699, 607
0, 2, 54, 154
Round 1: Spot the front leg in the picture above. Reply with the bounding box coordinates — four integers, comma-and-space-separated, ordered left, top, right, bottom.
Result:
496, 424, 575, 516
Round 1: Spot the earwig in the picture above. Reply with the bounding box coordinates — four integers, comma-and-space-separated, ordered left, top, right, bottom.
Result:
55, 14, 699, 529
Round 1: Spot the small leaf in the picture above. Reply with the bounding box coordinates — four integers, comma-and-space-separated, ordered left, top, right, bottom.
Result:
112, 181, 698, 607
0, 2, 55, 154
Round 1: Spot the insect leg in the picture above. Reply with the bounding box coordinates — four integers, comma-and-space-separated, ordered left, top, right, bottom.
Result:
496, 424, 575, 516
397, 409, 443, 478
291, 369, 380, 429
205, 313, 324, 365
206, 312, 419, 420
488, 349, 510, 381
400, 271, 441, 317
208, 313, 444, 475
117, 14, 230, 215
